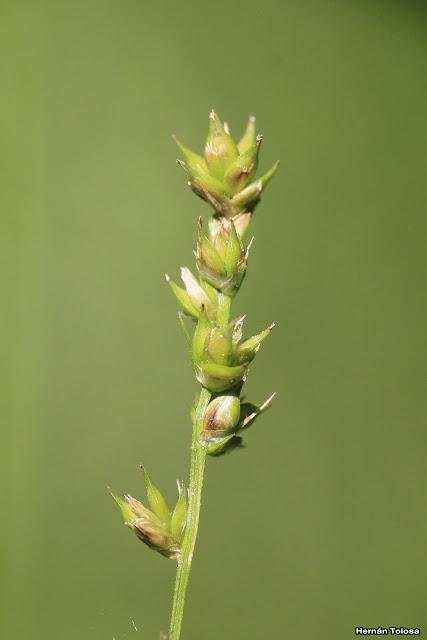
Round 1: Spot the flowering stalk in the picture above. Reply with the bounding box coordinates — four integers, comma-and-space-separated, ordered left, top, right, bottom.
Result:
111, 110, 278, 639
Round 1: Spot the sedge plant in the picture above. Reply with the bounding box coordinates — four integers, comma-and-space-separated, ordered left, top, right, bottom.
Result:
111, 110, 279, 639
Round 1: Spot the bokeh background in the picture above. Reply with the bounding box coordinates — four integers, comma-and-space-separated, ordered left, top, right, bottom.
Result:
2, 1, 426, 638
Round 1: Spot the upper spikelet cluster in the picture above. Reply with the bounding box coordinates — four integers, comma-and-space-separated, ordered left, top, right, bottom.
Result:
167, 111, 278, 455
174, 110, 279, 230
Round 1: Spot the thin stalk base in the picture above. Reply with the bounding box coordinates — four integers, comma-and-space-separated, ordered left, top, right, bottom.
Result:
169, 387, 211, 639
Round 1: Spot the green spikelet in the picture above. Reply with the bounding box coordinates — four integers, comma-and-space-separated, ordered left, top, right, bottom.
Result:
174, 111, 279, 220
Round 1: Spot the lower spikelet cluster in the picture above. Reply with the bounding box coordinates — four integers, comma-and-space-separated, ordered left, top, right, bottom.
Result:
111, 468, 187, 560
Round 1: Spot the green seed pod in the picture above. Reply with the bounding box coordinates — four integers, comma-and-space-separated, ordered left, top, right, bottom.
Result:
194, 361, 246, 392
203, 395, 240, 434
166, 268, 218, 320
223, 219, 244, 276
191, 307, 212, 362
210, 218, 243, 272
166, 274, 199, 319
231, 160, 280, 213
198, 278, 218, 305
197, 219, 247, 296
226, 257, 248, 297
224, 135, 262, 194
173, 135, 209, 179
142, 467, 172, 531
133, 519, 173, 553
209, 221, 228, 262
204, 110, 239, 180
180, 268, 214, 316
203, 433, 242, 456
110, 490, 179, 560
110, 490, 141, 524
171, 481, 188, 545
189, 171, 231, 205
174, 136, 232, 211
207, 325, 233, 366
196, 234, 227, 290
235, 323, 275, 364
237, 115, 256, 154
196, 227, 226, 276
124, 493, 157, 521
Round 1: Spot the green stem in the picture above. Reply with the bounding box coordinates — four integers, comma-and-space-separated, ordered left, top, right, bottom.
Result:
168, 387, 211, 640
216, 292, 232, 327
169, 294, 232, 638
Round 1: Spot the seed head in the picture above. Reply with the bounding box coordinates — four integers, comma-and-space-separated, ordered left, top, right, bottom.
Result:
110, 469, 190, 561
191, 311, 273, 393
173, 111, 279, 219
203, 395, 241, 435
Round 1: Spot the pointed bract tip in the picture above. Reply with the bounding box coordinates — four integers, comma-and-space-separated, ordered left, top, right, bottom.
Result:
224, 121, 230, 135
269, 321, 276, 330
165, 273, 171, 282
242, 411, 257, 426
246, 236, 255, 257
209, 109, 216, 121
249, 115, 256, 123
256, 134, 263, 144
176, 159, 186, 169
260, 392, 277, 411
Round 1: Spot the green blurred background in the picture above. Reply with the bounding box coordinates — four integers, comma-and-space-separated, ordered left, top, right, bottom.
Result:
2, 0, 426, 638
